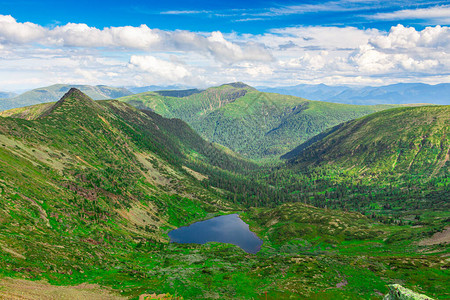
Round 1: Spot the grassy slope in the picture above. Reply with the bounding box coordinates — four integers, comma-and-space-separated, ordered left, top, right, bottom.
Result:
0, 102, 55, 120
0, 89, 241, 278
0, 90, 447, 299
0, 84, 132, 111
260, 106, 449, 236
245, 203, 449, 299
288, 105, 450, 176
118, 83, 394, 159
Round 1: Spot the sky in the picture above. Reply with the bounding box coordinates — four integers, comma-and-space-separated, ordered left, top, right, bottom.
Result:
0, 0, 449, 91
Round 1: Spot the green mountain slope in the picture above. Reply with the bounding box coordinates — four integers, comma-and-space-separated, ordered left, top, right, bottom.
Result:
0, 88, 233, 236
259, 106, 450, 226
0, 84, 132, 111
118, 82, 394, 159
286, 105, 450, 176
0, 90, 447, 299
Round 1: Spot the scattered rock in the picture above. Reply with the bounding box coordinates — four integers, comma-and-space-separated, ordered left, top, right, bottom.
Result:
418, 226, 450, 246
384, 284, 434, 300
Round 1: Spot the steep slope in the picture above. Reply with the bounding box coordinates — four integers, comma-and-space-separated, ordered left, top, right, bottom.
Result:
260, 83, 450, 105
0, 88, 256, 262
118, 82, 394, 159
0, 88, 245, 297
286, 105, 450, 176
0, 84, 132, 111
262, 105, 450, 220
0, 102, 55, 120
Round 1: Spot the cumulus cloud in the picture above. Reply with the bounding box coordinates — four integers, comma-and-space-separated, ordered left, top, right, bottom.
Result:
0, 15, 449, 90
369, 24, 450, 49
262, 26, 380, 49
128, 55, 191, 81
0, 15, 272, 64
49, 23, 161, 49
349, 25, 448, 73
0, 15, 46, 43
206, 31, 272, 63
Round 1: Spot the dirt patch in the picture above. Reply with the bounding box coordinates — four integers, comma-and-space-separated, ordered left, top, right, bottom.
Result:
116, 203, 160, 229
419, 226, 450, 246
0, 278, 125, 299
182, 166, 208, 181
0, 246, 26, 259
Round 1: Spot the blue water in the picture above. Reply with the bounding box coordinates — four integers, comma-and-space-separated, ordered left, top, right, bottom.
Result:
168, 214, 263, 254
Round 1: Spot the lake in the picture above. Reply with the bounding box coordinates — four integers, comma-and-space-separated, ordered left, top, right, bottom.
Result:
168, 214, 263, 254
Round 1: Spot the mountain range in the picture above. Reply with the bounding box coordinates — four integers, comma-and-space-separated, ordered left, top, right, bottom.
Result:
0, 91, 17, 99
0, 84, 132, 111
118, 82, 396, 159
127, 84, 192, 94
259, 83, 450, 105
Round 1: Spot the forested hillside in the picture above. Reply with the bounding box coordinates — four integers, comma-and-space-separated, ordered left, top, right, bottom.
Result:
118, 83, 394, 159
259, 106, 450, 225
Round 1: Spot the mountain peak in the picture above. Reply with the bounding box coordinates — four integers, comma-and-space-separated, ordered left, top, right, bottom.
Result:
58, 87, 95, 104
40, 88, 103, 118
222, 82, 255, 90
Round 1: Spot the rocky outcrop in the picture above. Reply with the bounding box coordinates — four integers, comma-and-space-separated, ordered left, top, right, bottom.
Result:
384, 284, 434, 300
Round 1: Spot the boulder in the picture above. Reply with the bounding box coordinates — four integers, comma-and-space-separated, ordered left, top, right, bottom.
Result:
384, 284, 434, 300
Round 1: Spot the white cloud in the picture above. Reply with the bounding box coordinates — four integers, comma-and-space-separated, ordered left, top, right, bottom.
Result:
206, 31, 273, 63
0, 15, 449, 90
371, 5, 450, 23
351, 45, 396, 72
160, 10, 211, 15
369, 24, 450, 49
0, 15, 46, 43
49, 23, 161, 49
254, 26, 381, 51
0, 15, 272, 64
128, 55, 191, 81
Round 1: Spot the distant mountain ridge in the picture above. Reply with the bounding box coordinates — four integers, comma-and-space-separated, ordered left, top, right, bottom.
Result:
127, 84, 193, 94
0, 91, 17, 99
259, 83, 450, 105
0, 84, 132, 111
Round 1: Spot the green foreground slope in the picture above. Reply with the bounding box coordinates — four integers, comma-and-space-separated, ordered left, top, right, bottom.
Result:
0, 90, 448, 299
118, 83, 393, 159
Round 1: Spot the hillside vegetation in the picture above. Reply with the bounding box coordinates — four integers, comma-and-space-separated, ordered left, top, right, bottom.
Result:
0, 90, 448, 299
118, 83, 394, 159
287, 105, 450, 176
0, 84, 132, 111
258, 106, 450, 228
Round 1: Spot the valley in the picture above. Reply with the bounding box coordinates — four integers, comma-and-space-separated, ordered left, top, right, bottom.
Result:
117, 83, 396, 160
0, 88, 448, 299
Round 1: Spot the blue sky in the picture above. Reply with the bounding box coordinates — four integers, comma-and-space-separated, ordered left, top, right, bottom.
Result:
3, 0, 449, 32
0, 0, 449, 90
